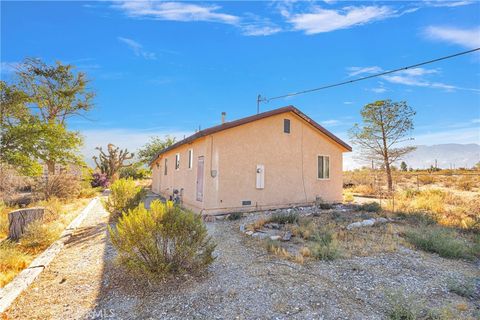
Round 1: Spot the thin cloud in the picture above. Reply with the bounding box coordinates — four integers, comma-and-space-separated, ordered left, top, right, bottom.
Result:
115, 1, 239, 25
370, 87, 387, 93
424, 1, 475, 8
117, 37, 156, 60
287, 5, 395, 34
347, 66, 479, 92
321, 119, 340, 126
424, 26, 480, 49
347, 66, 382, 77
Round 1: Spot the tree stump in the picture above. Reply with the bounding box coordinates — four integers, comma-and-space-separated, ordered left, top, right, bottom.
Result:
8, 207, 45, 241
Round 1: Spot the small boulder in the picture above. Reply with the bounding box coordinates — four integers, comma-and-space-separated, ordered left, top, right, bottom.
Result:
282, 231, 292, 241
270, 235, 281, 241
376, 217, 388, 224
346, 222, 363, 230
252, 232, 269, 239
239, 224, 245, 232
361, 219, 376, 227
245, 231, 254, 236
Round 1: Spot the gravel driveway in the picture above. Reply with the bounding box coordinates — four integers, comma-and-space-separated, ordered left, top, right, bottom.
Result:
4, 199, 479, 319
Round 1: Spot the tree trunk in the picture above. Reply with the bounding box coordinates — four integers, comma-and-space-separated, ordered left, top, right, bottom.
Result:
385, 161, 393, 192
46, 160, 56, 175
8, 208, 45, 241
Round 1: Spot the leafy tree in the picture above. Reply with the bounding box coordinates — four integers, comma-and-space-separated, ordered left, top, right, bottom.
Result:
15, 58, 94, 174
137, 136, 176, 165
0, 81, 42, 175
93, 144, 134, 181
350, 100, 416, 191
400, 161, 408, 172
474, 162, 480, 171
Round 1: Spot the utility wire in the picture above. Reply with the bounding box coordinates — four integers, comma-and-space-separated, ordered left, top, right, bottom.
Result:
261, 47, 480, 103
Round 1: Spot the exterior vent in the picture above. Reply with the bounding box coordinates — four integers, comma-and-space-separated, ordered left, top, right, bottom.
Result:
242, 200, 252, 206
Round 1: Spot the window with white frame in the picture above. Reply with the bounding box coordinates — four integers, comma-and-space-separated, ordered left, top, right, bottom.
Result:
317, 155, 330, 179
188, 149, 193, 169
175, 153, 180, 170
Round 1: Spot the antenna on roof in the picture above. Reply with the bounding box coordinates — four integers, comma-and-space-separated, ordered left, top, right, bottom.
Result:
257, 94, 267, 114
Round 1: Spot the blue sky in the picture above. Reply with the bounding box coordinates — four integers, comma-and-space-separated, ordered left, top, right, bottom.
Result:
1, 0, 479, 168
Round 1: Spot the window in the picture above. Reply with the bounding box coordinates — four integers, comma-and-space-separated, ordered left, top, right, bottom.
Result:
175, 153, 180, 170
188, 149, 193, 169
164, 158, 168, 175
284, 119, 290, 133
318, 155, 330, 179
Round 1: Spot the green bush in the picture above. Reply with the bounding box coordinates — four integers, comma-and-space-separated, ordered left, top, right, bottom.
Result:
119, 164, 151, 180
227, 212, 243, 220
446, 277, 476, 298
405, 227, 473, 260
103, 178, 146, 217
109, 200, 215, 277
358, 202, 382, 213
20, 220, 63, 251
386, 290, 419, 320
268, 211, 299, 224
309, 229, 341, 260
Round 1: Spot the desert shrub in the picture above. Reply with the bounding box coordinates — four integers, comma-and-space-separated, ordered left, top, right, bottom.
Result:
20, 220, 63, 252
358, 202, 382, 213
309, 229, 341, 260
109, 201, 215, 277
455, 176, 475, 191
351, 184, 375, 195
386, 290, 420, 320
265, 239, 292, 259
268, 211, 299, 224
91, 172, 109, 188
292, 218, 316, 240
36, 197, 63, 222
0, 241, 32, 287
446, 277, 476, 298
78, 186, 100, 198
34, 173, 81, 200
404, 227, 473, 260
343, 192, 354, 203
0, 202, 9, 238
417, 175, 435, 185
396, 211, 437, 226
318, 202, 333, 210
103, 178, 146, 217
227, 212, 243, 220
119, 164, 151, 180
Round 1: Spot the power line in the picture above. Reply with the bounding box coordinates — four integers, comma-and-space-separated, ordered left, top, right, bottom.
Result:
258, 47, 480, 106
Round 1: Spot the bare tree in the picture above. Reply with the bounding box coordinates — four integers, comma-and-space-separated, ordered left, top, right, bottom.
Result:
93, 144, 134, 181
349, 100, 416, 191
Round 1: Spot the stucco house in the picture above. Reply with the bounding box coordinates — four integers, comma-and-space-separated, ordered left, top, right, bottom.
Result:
150, 106, 351, 214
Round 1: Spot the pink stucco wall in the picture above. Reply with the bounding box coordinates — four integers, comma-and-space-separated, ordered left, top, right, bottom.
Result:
151, 111, 349, 214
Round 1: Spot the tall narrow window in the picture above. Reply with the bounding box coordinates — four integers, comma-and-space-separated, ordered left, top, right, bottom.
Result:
188, 149, 193, 169
284, 119, 290, 133
164, 158, 168, 175
318, 155, 330, 179
175, 153, 180, 170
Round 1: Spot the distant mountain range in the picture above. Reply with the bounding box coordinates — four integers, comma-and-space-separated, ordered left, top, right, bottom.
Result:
402, 144, 480, 169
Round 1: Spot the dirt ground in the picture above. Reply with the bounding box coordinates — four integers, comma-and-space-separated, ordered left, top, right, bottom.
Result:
3, 198, 479, 319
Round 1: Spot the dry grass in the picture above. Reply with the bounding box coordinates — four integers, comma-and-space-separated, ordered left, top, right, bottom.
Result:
386, 188, 480, 230
0, 241, 33, 287
0, 197, 93, 288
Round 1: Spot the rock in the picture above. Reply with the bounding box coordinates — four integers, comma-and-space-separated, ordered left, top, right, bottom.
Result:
245, 231, 254, 236
346, 222, 362, 230
252, 232, 269, 239
282, 231, 292, 241
270, 235, 281, 241
239, 224, 245, 232
376, 217, 388, 224
265, 223, 280, 229
361, 219, 376, 227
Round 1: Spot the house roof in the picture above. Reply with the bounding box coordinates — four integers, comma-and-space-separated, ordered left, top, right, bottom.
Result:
150, 105, 352, 166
